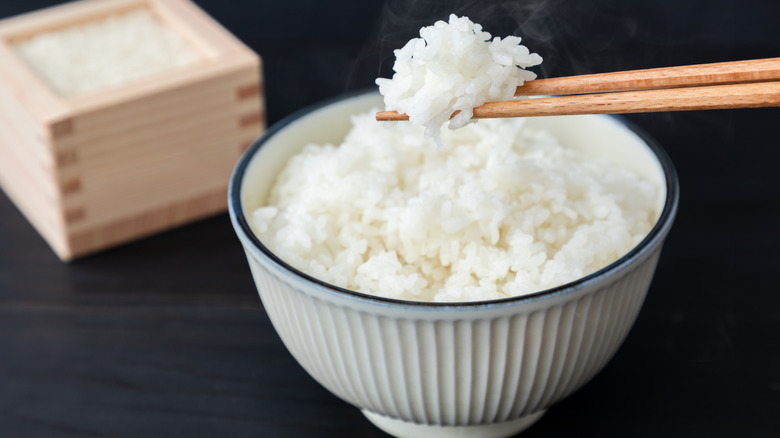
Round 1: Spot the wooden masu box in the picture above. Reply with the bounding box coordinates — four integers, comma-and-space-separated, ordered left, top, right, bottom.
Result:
0, 0, 265, 261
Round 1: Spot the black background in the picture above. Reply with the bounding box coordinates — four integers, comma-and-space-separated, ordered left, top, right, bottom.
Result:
1, 0, 779, 437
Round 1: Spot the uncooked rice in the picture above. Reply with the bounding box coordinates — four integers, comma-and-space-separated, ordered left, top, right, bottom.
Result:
14, 8, 201, 97
251, 113, 659, 303
376, 14, 542, 145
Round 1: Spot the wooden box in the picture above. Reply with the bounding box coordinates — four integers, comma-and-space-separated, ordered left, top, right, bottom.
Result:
0, 0, 265, 261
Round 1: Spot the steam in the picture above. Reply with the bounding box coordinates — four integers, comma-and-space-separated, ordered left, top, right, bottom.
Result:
343, 0, 743, 141
357, 0, 643, 85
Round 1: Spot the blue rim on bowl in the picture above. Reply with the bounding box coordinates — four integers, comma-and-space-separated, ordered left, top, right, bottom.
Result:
228, 89, 680, 311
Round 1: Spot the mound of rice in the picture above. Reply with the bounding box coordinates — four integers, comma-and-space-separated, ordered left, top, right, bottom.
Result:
251, 113, 659, 302
375, 14, 542, 145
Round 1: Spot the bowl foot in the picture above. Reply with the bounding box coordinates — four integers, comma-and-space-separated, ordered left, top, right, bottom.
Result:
361, 410, 546, 438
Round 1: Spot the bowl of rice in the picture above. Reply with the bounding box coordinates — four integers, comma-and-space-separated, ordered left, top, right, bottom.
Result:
228, 88, 678, 437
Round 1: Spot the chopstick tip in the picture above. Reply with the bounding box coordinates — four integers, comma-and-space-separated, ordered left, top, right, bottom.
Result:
376, 111, 409, 122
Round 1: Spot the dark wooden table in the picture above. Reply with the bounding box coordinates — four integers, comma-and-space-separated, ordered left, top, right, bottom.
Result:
1, 1, 779, 437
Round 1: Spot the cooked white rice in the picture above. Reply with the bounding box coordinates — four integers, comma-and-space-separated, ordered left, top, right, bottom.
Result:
14, 8, 201, 97
252, 112, 659, 302
375, 14, 542, 145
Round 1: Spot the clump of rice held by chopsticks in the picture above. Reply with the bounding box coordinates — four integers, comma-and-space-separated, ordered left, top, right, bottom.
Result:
376, 14, 542, 145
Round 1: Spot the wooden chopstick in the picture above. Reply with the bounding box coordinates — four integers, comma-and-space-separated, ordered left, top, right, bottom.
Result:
376, 58, 780, 121
513, 57, 780, 96
471, 81, 780, 118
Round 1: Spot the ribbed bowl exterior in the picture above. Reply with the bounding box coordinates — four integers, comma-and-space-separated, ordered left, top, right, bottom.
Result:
244, 246, 661, 426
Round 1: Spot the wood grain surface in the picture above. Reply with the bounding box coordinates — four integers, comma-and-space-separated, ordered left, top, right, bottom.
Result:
1, 1, 779, 437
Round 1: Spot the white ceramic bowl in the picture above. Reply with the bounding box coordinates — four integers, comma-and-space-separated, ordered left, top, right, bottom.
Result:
229, 91, 679, 438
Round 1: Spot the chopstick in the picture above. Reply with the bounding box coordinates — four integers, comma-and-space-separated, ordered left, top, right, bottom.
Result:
512, 57, 780, 96
375, 57, 780, 121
